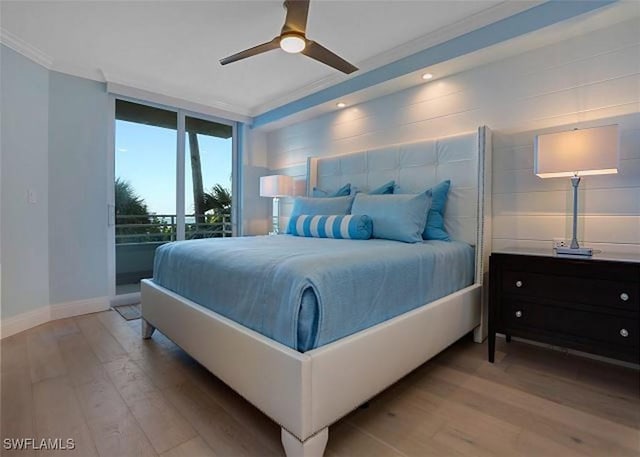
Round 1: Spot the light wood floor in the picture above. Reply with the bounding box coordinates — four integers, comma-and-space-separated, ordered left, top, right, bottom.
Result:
1, 310, 639, 457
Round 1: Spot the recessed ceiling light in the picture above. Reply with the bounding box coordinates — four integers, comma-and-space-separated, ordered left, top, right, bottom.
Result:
422, 73, 434, 80
336, 102, 346, 108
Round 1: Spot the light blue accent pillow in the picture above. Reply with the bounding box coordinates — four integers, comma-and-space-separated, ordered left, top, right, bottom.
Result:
288, 214, 372, 240
311, 183, 351, 198
351, 193, 430, 243
423, 180, 451, 241
290, 195, 354, 219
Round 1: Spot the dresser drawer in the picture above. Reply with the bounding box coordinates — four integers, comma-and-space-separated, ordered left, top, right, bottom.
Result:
502, 270, 638, 311
489, 252, 640, 364
503, 299, 639, 349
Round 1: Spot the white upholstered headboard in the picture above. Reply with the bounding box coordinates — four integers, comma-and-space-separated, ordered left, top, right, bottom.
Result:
306, 126, 492, 339
307, 128, 489, 246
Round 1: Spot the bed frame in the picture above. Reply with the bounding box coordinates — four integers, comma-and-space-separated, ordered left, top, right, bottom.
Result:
141, 126, 492, 457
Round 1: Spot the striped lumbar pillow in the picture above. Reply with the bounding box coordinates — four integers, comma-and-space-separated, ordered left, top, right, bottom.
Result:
288, 214, 372, 240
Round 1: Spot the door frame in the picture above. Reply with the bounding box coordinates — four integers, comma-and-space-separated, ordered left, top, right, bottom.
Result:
107, 94, 239, 306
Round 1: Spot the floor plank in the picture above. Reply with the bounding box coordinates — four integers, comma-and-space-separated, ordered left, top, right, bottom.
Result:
182, 359, 283, 454
326, 421, 406, 457
57, 331, 110, 388
104, 358, 197, 454
2, 312, 639, 457
1, 337, 35, 457
97, 310, 175, 360
32, 376, 99, 457
345, 383, 445, 456
163, 380, 281, 457
74, 378, 157, 457
159, 437, 218, 457
26, 324, 67, 383
75, 314, 128, 363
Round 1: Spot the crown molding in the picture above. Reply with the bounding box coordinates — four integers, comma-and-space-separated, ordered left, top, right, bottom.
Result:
49, 59, 107, 83
102, 66, 252, 122
0, 27, 53, 68
0, 28, 252, 122
106, 81, 252, 124
250, 1, 544, 116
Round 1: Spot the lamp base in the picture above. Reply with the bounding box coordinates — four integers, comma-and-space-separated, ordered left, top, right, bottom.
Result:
555, 246, 593, 257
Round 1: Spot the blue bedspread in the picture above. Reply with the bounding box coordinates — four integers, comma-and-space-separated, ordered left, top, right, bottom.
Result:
153, 235, 474, 352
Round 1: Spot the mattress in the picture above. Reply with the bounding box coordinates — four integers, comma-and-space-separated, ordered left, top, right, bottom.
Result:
152, 235, 474, 351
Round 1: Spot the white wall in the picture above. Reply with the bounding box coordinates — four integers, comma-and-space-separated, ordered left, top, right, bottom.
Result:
48, 71, 109, 304
262, 18, 640, 252
242, 128, 271, 235
492, 113, 639, 255
0, 45, 50, 318
1, 46, 110, 334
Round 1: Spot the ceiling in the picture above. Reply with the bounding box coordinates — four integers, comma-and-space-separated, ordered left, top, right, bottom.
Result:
0, 0, 527, 116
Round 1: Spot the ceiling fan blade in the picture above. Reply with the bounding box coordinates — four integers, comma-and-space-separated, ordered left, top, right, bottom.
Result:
220, 37, 280, 65
302, 41, 358, 74
281, 0, 310, 34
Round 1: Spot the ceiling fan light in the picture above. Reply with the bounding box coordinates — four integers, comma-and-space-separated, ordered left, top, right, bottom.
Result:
280, 34, 306, 53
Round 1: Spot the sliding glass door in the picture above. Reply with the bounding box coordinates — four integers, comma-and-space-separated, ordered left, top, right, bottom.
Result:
184, 116, 234, 239
111, 99, 236, 301
114, 101, 177, 296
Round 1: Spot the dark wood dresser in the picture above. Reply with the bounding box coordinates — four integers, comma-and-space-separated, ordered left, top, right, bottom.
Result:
488, 251, 640, 364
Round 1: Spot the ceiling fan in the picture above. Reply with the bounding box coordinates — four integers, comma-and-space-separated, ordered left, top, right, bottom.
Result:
220, 0, 358, 74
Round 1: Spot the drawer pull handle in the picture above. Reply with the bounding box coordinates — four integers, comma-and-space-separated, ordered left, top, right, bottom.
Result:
515, 281, 523, 288
515, 310, 523, 318
620, 328, 629, 338
620, 293, 629, 302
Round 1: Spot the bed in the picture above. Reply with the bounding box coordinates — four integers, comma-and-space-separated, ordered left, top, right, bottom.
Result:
141, 127, 492, 457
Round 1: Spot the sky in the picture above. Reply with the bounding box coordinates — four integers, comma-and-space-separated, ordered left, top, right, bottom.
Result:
115, 120, 232, 215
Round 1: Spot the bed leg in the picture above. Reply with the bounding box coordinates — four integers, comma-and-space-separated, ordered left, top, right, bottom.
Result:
142, 319, 156, 339
281, 428, 328, 457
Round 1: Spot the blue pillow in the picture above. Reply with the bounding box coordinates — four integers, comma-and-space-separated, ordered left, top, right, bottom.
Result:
369, 180, 395, 194
290, 196, 354, 219
351, 193, 430, 243
312, 183, 351, 198
352, 180, 395, 195
288, 214, 372, 240
423, 180, 451, 241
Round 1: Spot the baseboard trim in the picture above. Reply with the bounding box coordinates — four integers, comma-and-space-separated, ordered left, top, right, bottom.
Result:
0, 296, 109, 339
0, 307, 50, 340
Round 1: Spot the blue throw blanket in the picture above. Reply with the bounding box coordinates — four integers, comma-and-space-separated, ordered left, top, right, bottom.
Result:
153, 235, 474, 351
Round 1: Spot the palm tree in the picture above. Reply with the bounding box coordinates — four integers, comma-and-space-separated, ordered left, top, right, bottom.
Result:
114, 178, 169, 242
115, 178, 149, 223
188, 132, 206, 224
203, 184, 232, 215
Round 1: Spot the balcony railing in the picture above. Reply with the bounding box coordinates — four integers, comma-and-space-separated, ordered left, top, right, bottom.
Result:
116, 213, 232, 244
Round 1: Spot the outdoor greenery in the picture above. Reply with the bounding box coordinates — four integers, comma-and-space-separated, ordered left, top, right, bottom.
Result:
115, 132, 232, 243
115, 178, 149, 222
115, 177, 232, 243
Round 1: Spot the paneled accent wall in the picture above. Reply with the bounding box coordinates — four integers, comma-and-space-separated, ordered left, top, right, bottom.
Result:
492, 113, 639, 255
262, 18, 640, 253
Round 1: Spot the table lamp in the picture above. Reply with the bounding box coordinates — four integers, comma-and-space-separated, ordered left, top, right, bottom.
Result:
260, 175, 294, 234
534, 124, 619, 256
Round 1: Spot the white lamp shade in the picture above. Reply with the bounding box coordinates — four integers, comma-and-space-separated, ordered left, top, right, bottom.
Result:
534, 124, 619, 178
260, 175, 293, 197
